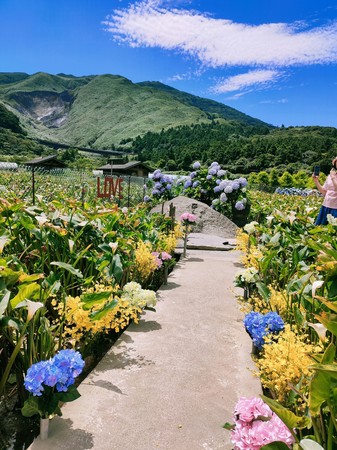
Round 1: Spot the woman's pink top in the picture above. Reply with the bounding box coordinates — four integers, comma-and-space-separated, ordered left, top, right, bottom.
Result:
323, 174, 337, 208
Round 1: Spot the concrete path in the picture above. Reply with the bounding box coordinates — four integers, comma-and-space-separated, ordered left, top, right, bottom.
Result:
30, 234, 261, 450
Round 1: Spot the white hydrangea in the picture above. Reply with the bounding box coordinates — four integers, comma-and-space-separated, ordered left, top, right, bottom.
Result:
235, 267, 259, 284
121, 282, 157, 308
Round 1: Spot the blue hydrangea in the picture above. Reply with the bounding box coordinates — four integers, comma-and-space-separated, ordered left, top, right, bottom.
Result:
232, 181, 240, 190
143, 195, 151, 202
264, 312, 284, 333
215, 179, 221, 185
152, 189, 160, 196
154, 182, 162, 190
244, 311, 284, 350
224, 185, 233, 194
208, 168, 217, 176
24, 350, 85, 396
214, 186, 222, 193
190, 171, 197, 179
166, 183, 172, 190
206, 174, 213, 180
192, 181, 199, 188
193, 161, 201, 170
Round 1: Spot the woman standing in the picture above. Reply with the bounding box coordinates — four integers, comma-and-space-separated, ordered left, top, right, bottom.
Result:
313, 157, 337, 225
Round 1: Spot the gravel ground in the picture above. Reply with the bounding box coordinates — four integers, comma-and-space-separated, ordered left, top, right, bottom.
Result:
151, 195, 238, 239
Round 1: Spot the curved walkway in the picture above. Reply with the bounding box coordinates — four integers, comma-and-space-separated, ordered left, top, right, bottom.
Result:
30, 234, 261, 450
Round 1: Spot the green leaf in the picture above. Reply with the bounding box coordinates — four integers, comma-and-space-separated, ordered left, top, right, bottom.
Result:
222, 422, 235, 430
309, 344, 336, 416
90, 299, 119, 321
21, 396, 41, 417
50, 261, 83, 278
81, 291, 113, 310
256, 282, 270, 302
10, 282, 40, 308
261, 395, 311, 430
261, 442, 290, 450
57, 385, 81, 403
111, 254, 123, 284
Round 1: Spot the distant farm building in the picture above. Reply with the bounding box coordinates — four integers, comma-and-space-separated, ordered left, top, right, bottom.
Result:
25, 155, 67, 169
98, 161, 153, 177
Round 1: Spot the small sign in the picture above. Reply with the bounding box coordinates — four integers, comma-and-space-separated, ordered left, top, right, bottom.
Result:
97, 176, 124, 199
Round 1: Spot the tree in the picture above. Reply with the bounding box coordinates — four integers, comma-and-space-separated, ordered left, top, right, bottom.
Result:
279, 171, 294, 188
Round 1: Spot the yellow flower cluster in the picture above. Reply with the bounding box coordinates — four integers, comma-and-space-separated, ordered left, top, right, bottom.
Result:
268, 285, 288, 317
256, 325, 316, 403
134, 241, 157, 280
236, 229, 249, 254
157, 230, 179, 254
55, 284, 142, 346
241, 294, 269, 314
236, 229, 263, 269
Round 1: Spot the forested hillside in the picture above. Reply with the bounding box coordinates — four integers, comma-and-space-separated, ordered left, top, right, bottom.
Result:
132, 122, 337, 173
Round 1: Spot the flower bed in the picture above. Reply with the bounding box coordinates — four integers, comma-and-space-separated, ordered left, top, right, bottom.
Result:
0, 194, 183, 448
228, 192, 337, 449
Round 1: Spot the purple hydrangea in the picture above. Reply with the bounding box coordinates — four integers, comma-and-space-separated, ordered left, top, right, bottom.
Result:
235, 201, 245, 211
238, 177, 248, 187
217, 169, 226, 177
220, 193, 227, 203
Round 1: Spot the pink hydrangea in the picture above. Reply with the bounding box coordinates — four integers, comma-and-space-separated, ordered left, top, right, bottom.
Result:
161, 252, 172, 261
151, 252, 163, 268
231, 397, 295, 450
180, 212, 197, 223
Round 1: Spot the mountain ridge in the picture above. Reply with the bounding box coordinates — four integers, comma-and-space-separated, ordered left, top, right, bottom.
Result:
0, 72, 272, 149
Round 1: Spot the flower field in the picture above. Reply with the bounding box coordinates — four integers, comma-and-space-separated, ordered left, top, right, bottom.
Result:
230, 191, 337, 449
2, 166, 336, 450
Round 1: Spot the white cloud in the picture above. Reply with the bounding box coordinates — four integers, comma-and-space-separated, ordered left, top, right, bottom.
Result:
104, 1, 337, 68
212, 70, 280, 93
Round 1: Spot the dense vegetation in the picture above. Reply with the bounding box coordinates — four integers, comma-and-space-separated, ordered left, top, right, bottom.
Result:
133, 122, 337, 173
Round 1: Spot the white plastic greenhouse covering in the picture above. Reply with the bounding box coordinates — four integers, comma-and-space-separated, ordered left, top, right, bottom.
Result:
0, 162, 18, 170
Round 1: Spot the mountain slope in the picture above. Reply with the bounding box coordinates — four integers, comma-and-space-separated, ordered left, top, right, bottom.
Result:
138, 81, 271, 127
0, 72, 272, 149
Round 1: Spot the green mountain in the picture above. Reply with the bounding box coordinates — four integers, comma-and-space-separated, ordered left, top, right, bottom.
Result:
0, 72, 271, 149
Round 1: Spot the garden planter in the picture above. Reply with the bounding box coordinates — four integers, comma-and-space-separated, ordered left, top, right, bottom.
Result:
40, 418, 49, 440
232, 203, 251, 227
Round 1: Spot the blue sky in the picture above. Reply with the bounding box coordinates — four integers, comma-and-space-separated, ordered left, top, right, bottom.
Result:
1, 0, 337, 127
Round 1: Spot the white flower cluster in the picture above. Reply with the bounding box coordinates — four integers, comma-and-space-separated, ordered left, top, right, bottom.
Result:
121, 282, 157, 308
235, 267, 259, 284
327, 214, 337, 225
243, 221, 259, 234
